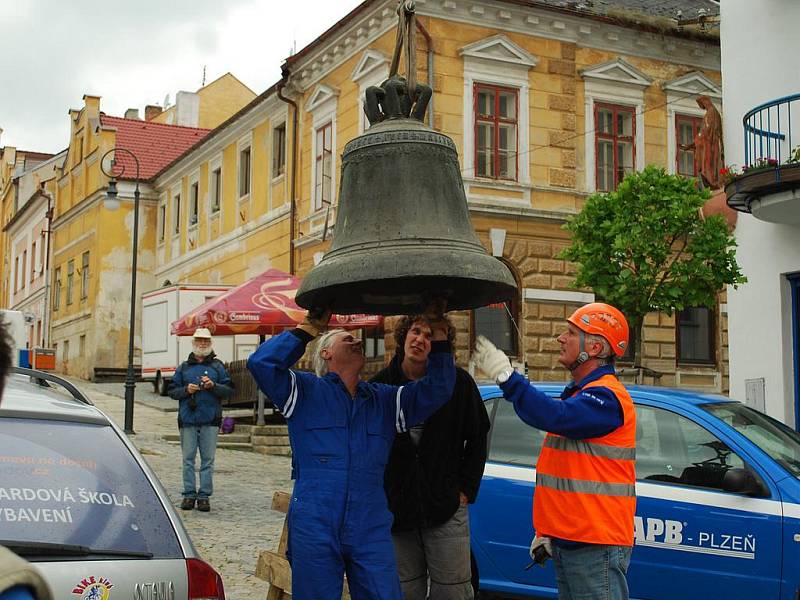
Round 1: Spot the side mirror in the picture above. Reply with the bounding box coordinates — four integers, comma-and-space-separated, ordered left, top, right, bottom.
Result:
722, 467, 769, 497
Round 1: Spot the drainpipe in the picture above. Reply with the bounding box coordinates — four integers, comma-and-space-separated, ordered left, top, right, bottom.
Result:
42, 190, 54, 347
416, 19, 434, 128
277, 65, 298, 276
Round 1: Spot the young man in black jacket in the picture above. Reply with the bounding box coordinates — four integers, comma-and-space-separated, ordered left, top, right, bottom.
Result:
371, 315, 490, 600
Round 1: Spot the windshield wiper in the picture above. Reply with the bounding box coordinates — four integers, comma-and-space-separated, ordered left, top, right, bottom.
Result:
0, 540, 153, 559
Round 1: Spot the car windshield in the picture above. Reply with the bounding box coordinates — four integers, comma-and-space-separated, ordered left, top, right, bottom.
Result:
701, 402, 800, 478
0, 418, 182, 560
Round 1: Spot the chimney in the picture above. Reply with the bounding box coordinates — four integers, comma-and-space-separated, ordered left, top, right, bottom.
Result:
145, 105, 163, 121
175, 91, 200, 128
124, 108, 140, 120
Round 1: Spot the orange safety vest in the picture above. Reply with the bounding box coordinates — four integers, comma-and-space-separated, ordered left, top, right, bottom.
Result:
533, 373, 636, 546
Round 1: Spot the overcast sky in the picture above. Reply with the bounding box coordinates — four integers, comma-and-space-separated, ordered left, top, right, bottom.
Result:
0, 0, 365, 154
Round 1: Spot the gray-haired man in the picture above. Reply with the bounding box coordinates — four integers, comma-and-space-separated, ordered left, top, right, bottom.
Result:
247, 303, 455, 600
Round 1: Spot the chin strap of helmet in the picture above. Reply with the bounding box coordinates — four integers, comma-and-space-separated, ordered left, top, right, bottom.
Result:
568, 329, 591, 372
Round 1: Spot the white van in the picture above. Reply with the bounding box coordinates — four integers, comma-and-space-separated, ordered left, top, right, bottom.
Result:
141, 285, 259, 395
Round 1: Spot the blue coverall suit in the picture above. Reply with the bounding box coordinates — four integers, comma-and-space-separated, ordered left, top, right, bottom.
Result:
247, 330, 456, 600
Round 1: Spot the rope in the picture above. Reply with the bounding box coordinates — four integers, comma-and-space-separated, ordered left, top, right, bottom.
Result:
389, 1, 417, 99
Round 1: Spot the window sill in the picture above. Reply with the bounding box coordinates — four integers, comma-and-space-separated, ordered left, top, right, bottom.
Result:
271, 173, 286, 184
238, 194, 250, 203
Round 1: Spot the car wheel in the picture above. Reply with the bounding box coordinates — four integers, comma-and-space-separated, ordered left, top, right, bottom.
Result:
158, 374, 170, 396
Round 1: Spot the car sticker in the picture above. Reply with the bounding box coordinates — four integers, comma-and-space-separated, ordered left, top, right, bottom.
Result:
72, 576, 114, 600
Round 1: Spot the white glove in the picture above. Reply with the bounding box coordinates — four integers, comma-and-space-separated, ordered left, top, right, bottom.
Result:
529, 535, 552, 567
473, 335, 512, 381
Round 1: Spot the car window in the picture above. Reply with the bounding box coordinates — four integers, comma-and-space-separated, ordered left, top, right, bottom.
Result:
636, 405, 744, 491
487, 396, 546, 467
702, 402, 800, 478
0, 418, 182, 558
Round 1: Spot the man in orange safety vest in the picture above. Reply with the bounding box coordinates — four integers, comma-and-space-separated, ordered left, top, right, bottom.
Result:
473, 302, 636, 600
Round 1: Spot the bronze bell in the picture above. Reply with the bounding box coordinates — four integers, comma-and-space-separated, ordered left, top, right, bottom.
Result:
296, 75, 517, 315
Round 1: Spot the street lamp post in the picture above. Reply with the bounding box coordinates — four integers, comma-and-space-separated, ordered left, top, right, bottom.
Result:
101, 148, 140, 434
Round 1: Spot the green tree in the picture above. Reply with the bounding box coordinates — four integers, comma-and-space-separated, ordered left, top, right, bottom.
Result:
559, 165, 746, 369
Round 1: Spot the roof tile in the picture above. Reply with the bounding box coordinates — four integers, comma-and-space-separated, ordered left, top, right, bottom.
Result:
99, 115, 210, 181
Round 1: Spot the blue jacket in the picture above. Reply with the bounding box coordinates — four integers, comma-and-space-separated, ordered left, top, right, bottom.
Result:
499, 364, 624, 439
246, 330, 456, 484
168, 352, 233, 428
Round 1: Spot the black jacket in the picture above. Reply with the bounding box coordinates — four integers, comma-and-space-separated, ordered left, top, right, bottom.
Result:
371, 355, 490, 531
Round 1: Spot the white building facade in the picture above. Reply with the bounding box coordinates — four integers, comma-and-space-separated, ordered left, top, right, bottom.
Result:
723, 1, 800, 427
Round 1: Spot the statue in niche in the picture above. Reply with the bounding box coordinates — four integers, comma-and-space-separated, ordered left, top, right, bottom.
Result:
682, 95, 724, 189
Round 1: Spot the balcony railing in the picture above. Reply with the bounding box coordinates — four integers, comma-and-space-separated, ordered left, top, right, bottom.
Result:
727, 93, 800, 223
743, 93, 800, 167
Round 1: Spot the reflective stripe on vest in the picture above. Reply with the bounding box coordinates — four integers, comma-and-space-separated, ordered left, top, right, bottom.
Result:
537, 473, 635, 497
533, 372, 637, 546
542, 435, 636, 461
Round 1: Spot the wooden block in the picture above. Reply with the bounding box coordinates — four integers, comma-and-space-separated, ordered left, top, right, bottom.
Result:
272, 491, 291, 513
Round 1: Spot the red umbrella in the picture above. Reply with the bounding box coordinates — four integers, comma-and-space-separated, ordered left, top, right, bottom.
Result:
170, 268, 382, 336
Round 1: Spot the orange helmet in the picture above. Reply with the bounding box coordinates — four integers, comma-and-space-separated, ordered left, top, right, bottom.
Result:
567, 303, 629, 357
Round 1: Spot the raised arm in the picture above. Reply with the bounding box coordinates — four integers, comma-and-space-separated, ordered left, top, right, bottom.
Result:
246, 330, 312, 416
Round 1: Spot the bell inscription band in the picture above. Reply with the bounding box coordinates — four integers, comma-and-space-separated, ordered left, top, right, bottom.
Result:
295, 73, 517, 315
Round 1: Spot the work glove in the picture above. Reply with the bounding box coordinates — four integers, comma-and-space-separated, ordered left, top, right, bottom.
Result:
297, 306, 332, 337
473, 335, 512, 382
529, 535, 552, 568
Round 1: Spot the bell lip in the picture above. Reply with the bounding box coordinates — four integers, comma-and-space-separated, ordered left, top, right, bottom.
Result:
296, 275, 518, 315
296, 250, 518, 315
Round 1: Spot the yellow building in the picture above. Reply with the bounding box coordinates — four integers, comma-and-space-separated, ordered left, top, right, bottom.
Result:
149, 72, 257, 130
33, 0, 728, 392
145, 0, 726, 391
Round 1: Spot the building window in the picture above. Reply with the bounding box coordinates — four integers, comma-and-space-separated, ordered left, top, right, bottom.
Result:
66, 259, 74, 305
53, 267, 61, 310
189, 182, 199, 227
676, 114, 702, 178
211, 168, 221, 213
273, 124, 286, 178
473, 302, 519, 357
80, 251, 89, 300
173, 193, 181, 234
14, 256, 19, 291
595, 103, 635, 192
79, 334, 86, 357
239, 147, 251, 197
158, 203, 166, 243
361, 326, 385, 359
474, 83, 518, 181
21, 251, 27, 290
677, 307, 715, 364
314, 122, 333, 212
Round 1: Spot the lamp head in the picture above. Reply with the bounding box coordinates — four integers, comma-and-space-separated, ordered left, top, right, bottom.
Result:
105, 178, 120, 211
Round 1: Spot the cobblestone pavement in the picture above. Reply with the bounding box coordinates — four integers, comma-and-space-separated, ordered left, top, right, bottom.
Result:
73, 379, 514, 600
74, 380, 293, 600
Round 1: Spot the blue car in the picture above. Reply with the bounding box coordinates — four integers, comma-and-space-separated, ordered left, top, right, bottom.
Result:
470, 383, 800, 599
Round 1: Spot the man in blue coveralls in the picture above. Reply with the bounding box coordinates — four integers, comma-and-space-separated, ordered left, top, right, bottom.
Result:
247, 302, 455, 600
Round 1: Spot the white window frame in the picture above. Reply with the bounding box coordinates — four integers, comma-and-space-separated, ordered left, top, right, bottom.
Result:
581, 59, 651, 193
271, 122, 287, 180
305, 85, 339, 217
662, 71, 722, 175
460, 34, 536, 206
208, 155, 223, 240
172, 189, 182, 235
351, 49, 389, 134
237, 133, 253, 201
157, 195, 167, 246
188, 173, 200, 230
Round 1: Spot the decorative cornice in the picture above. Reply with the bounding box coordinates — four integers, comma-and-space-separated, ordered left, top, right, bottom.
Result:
580, 58, 653, 88
662, 70, 722, 99
459, 33, 539, 68
304, 84, 341, 113
351, 48, 390, 82
287, 0, 719, 92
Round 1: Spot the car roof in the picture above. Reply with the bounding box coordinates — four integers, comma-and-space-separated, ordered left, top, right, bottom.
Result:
478, 381, 738, 410
0, 371, 109, 425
